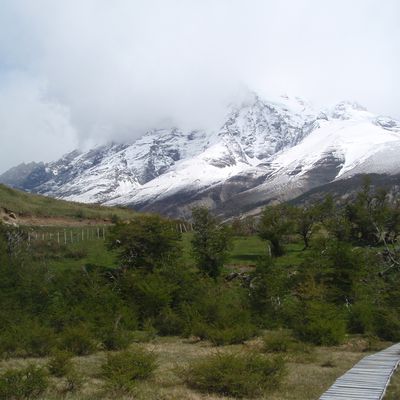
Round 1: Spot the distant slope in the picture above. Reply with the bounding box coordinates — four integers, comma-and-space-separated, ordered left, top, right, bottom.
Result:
0, 184, 136, 226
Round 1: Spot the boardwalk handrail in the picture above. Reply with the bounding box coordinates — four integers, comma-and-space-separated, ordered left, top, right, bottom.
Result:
319, 343, 400, 399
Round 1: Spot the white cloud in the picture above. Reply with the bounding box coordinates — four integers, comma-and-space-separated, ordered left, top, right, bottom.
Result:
0, 73, 78, 171
0, 0, 399, 172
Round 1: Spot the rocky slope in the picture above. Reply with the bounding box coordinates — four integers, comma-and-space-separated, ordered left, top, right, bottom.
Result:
2, 93, 400, 217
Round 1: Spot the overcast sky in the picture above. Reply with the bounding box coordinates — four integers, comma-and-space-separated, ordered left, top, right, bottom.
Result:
0, 0, 399, 173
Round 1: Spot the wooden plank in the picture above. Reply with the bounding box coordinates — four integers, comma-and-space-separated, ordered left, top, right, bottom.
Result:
319, 343, 400, 399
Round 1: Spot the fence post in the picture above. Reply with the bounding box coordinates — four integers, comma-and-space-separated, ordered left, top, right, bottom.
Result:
64, 230, 67, 244
57, 232, 60, 244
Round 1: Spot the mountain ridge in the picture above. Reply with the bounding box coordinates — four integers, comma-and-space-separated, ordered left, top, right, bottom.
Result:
2, 92, 400, 217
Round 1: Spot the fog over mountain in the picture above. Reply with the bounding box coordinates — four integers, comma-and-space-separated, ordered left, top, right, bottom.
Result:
0, 0, 399, 173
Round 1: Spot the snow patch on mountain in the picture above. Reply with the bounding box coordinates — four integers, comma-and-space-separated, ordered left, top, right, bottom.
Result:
2, 92, 400, 216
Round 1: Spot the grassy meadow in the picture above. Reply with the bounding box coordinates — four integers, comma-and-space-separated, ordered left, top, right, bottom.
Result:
28, 231, 304, 271
0, 183, 136, 222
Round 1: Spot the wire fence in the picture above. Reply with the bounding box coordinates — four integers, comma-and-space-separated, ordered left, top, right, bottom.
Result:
25, 226, 108, 244
18, 222, 193, 245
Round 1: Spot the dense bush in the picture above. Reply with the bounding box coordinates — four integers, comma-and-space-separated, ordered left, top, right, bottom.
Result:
107, 215, 182, 271
58, 324, 97, 356
263, 331, 295, 353
154, 307, 185, 336
372, 308, 400, 342
292, 302, 346, 346
184, 352, 285, 398
101, 348, 157, 392
185, 285, 257, 344
0, 365, 48, 399
196, 324, 258, 346
249, 256, 290, 327
348, 301, 375, 334
0, 322, 56, 359
100, 328, 132, 351
47, 350, 73, 377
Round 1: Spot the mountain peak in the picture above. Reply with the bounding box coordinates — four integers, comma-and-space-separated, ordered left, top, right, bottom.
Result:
1, 92, 399, 218
330, 101, 370, 120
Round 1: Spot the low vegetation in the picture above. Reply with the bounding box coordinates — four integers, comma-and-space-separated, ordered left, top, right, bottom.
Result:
184, 351, 285, 398
101, 348, 157, 393
0, 365, 48, 399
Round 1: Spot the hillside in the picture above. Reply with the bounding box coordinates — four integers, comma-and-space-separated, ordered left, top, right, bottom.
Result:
0, 184, 135, 226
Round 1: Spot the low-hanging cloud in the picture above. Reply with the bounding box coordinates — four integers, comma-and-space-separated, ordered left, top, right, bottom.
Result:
0, 0, 399, 172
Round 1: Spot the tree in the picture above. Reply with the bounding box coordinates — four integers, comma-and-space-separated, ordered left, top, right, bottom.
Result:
191, 207, 232, 279
293, 206, 319, 250
249, 256, 289, 326
258, 204, 294, 257
298, 239, 364, 306
107, 214, 181, 271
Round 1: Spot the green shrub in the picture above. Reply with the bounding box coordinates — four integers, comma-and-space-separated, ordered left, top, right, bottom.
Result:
348, 302, 375, 334
0, 365, 48, 399
22, 324, 56, 357
0, 329, 22, 358
263, 331, 294, 353
47, 350, 73, 377
200, 324, 258, 346
372, 308, 400, 341
185, 285, 256, 345
100, 328, 131, 351
101, 348, 157, 392
293, 302, 346, 346
59, 325, 97, 356
0, 323, 56, 358
184, 352, 285, 398
154, 308, 185, 336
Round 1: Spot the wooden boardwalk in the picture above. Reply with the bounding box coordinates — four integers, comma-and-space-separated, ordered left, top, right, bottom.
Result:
319, 343, 400, 400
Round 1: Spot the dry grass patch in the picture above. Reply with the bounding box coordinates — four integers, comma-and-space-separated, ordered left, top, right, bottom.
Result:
0, 335, 388, 400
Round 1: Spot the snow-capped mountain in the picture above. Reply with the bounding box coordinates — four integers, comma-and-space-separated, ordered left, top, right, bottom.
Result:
2, 93, 400, 217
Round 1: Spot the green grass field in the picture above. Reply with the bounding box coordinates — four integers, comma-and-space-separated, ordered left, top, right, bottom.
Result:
28, 230, 309, 272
